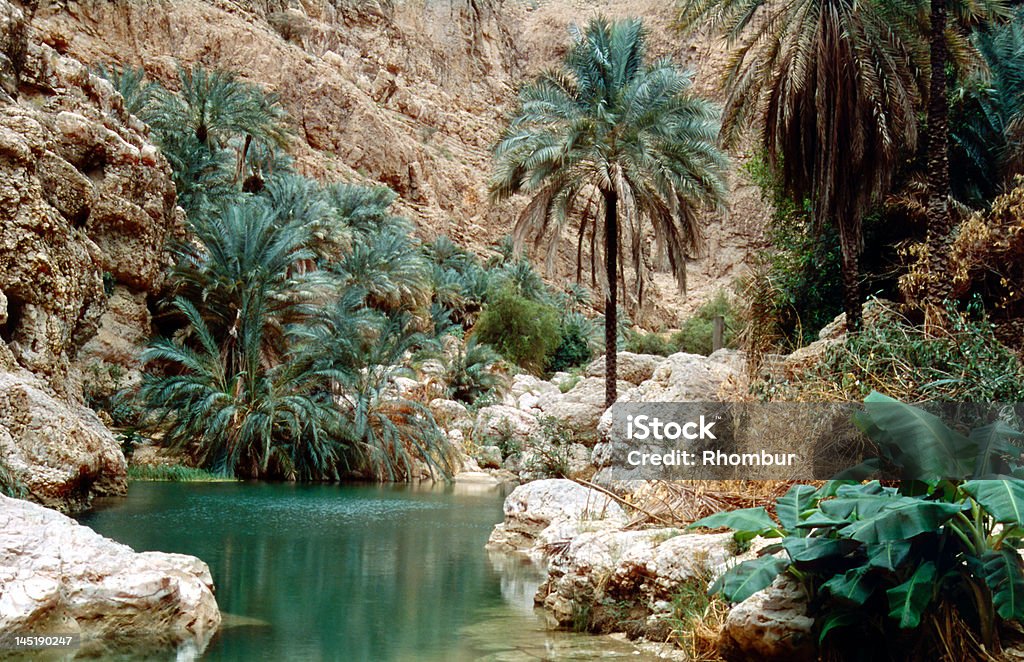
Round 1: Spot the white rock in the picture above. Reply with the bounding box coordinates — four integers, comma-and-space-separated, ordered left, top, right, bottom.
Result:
486, 479, 627, 554
473, 404, 539, 443
717, 575, 815, 662
0, 494, 220, 656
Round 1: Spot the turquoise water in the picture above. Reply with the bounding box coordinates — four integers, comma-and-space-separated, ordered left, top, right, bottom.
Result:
79, 481, 651, 661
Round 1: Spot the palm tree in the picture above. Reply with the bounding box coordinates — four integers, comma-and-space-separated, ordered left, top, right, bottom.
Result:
93, 63, 156, 117
146, 65, 291, 189
925, 0, 1009, 316
679, 0, 926, 330
490, 16, 728, 407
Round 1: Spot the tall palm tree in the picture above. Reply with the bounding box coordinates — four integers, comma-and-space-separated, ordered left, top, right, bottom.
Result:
925, 0, 1008, 316
679, 0, 926, 330
491, 16, 728, 407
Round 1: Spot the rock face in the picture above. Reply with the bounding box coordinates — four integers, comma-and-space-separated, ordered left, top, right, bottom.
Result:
0, 371, 126, 513
717, 576, 816, 662
32, 0, 769, 328
0, 0, 180, 511
0, 493, 220, 657
486, 479, 627, 556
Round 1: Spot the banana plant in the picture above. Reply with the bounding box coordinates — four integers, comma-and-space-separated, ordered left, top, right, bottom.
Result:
691, 393, 1024, 655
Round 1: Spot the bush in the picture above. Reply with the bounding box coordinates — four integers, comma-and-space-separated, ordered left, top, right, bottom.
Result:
694, 395, 1024, 659
547, 312, 598, 372
473, 287, 561, 374
670, 290, 738, 355
742, 154, 843, 347
624, 329, 673, 356
788, 298, 1024, 402
442, 337, 504, 404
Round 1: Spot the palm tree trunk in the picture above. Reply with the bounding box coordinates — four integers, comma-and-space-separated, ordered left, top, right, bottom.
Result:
926, 0, 952, 312
604, 189, 618, 409
839, 236, 862, 332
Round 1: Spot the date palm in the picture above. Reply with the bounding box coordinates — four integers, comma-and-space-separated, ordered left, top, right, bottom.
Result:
491, 16, 728, 407
678, 0, 926, 330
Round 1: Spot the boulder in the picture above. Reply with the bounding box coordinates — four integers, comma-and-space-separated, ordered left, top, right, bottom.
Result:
473, 404, 539, 444
510, 373, 559, 399
486, 478, 627, 555
0, 494, 220, 657
585, 352, 662, 385
428, 398, 470, 423
628, 351, 742, 402
0, 370, 126, 512
537, 377, 632, 439
717, 575, 816, 662
538, 529, 734, 625
475, 444, 503, 469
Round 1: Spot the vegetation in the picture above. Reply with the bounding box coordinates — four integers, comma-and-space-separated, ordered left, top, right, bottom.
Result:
693, 394, 1024, 658
127, 465, 227, 482
678, 0, 924, 330
473, 286, 560, 375
491, 15, 728, 407
776, 298, 1024, 403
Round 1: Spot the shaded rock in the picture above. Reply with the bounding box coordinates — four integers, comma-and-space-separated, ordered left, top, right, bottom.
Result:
585, 352, 662, 385
0, 370, 126, 512
0, 494, 220, 657
475, 444, 503, 470
717, 575, 815, 662
537, 377, 631, 440
474, 404, 539, 444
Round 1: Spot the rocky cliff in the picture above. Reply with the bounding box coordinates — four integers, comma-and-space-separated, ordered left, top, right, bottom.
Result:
31, 0, 768, 326
0, 0, 182, 511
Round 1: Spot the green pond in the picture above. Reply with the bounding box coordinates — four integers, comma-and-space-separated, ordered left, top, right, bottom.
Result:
79, 481, 655, 661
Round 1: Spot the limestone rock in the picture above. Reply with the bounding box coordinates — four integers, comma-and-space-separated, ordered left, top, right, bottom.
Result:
717, 575, 816, 662
474, 404, 539, 444
584, 352, 662, 385
486, 478, 627, 555
475, 444, 503, 469
537, 377, 631, 440
622, 351, 742, 403
0, 494, 220, 657
0, 370, 126, 512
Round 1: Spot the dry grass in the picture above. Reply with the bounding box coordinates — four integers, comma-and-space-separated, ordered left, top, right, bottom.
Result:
623, 479, 805, 528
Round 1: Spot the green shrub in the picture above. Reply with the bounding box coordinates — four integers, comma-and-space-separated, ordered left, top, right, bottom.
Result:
625, 329, 673, 356
472, 287, 560, 374
442, 337, 504, 404
789, 298, 1024, 402
670, 290, 737, 355
547, 312, 598, 372
693, 394, 1024, 659
742, 154, 843, 347
128, 464, 227, 482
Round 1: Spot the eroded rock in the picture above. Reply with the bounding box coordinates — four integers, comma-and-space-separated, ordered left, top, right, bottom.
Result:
0, 494, 220, 657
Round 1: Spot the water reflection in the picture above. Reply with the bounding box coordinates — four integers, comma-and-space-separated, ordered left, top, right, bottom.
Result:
80, 482, 655, 661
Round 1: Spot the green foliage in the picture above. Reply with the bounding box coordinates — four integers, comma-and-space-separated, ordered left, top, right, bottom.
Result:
792, 298, 1024, 402
741, 154, 843, 347
93, 63, 157, 117
440, 337, 504, 405
547, 311, 598, 373
950, 9, 1024, 207
693, 395, 1024, 657
472, 287, 560, 374
127, 464, 226, 482
671, 290, 738, 355
624, 330, 673, 356
0, 458, 26, 499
